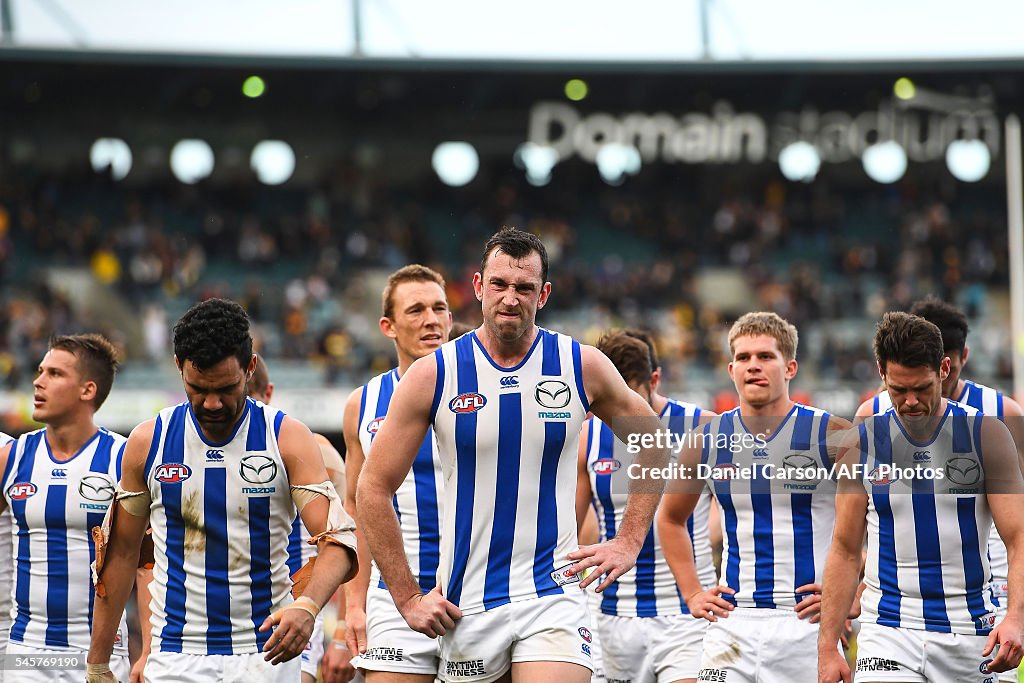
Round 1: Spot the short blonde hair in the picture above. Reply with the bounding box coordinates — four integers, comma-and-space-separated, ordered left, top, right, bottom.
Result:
727, 312, 798, 361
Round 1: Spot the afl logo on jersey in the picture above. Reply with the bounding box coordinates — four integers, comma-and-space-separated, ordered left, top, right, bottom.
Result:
867, 467, 894, 487
578, 627, 592, 643
240, 454, 278, 484
449, 393, 487, 414
8, 482, 37, 500
591, 459, 621, 475
366, 417, 385, 434
535, 380, 571, 408
155, 464, 192, 484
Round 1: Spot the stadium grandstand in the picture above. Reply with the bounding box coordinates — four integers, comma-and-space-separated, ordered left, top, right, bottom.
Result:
0, 2, 1021, 440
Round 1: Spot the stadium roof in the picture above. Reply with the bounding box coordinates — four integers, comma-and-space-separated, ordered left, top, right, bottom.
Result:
0, 0, 1022, 64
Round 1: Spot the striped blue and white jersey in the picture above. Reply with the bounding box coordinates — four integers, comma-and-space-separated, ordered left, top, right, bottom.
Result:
702, 404, 836, 609
431, 329, 588, 615
0, 428, 128, 653
585, 399, 716, 617
146, 398, 295, 655
872, 380, 1011, 602
358, 368, 443, 592
0, 431, 14, 652
857, 401, 996, 634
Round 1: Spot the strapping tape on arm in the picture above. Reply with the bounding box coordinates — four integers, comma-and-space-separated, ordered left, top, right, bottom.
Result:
91, 486, 153, 596
290, 481, 358, 590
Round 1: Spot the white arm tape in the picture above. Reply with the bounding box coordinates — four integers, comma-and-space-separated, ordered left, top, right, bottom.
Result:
291, 481, 357, 551
116, 485, 151, 517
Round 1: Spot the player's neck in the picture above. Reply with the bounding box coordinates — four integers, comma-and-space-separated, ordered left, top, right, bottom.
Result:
44, 418, 99, 462
476, 325, 538, 368
739, 397, 794, 434
946, 379, 967, 401
650, 392, 669, 416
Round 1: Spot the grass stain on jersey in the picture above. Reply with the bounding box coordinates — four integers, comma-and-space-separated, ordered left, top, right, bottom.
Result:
180, 491, 206, 555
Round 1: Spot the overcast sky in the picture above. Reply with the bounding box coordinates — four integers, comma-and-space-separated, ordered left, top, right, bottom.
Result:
5, 0, 1023, 62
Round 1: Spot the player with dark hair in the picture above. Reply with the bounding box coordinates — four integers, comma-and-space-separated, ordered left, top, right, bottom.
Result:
577, 331, 716, 683
819, 312, 1024, 682
343, 263, 451, 683
87, 298, 358, 682
358, 227, 669, 683
0, 335, 130, 682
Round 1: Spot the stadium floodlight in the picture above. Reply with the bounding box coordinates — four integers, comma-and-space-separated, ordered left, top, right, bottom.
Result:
595, 143, 641, 186
946, 139, 990, 182
89, 138, 132, 181
251, 140, 296, 185
862, 141, 907, 184
778, 141, 820, 183
432, 142, 479, 187
170, 139, 215, 184
514, 142, 559, 186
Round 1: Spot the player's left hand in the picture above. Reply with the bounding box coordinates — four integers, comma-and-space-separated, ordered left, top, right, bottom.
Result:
321, 638, 356, 683
982, 614, 1024, 673
567, 537, 641, 592
259, 606, 315, 665
794, 582, 824, 622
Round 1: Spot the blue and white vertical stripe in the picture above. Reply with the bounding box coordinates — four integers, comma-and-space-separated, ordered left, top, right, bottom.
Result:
357, 368, 443, 593
431, 329, 588, 615
0, 427, 128, 653
703, 404, 836, 609
858, 402, 995, 635
147, 398, 294, 655
586, 398, 715, 617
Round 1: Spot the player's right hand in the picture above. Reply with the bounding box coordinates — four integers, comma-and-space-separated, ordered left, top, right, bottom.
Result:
129, 651, 149, 683
321, 639, 356, 683
684, 585, 736, 622
397, 585, 462, 638
344, 605, 367, 654
259, 606, 315, 665
816, 646, 852, 683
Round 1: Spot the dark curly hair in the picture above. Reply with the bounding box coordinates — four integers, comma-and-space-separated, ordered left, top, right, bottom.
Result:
173, 298, 253, 371
909, 296, 969, 354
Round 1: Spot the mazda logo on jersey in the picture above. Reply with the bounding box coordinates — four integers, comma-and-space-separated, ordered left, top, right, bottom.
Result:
782, 453, 817, 470
366, 416, 385, 434
240, 454, 278, 484
79, 475, 115, 502
946, 457, 982, 486
8, 482, 36, 500
535, 380, 571, 408
154, 464, 192, 484
449, 393, 487, 414
591, 459, 621, 475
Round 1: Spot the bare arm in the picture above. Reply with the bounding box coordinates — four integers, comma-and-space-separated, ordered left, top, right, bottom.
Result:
88, 421, 153, 668
340, 387, 373, 657
854, 396, 878, 422
356, 354, 461, 637
983, 416, 1024, 672
817, 431, 867, 683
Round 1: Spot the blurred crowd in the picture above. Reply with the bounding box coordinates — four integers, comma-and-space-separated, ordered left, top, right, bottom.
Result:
0, 164, 1012, 392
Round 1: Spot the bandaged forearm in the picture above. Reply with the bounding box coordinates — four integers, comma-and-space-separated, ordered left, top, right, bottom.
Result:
116, 485, 151, 517
291, 481, 357, 551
